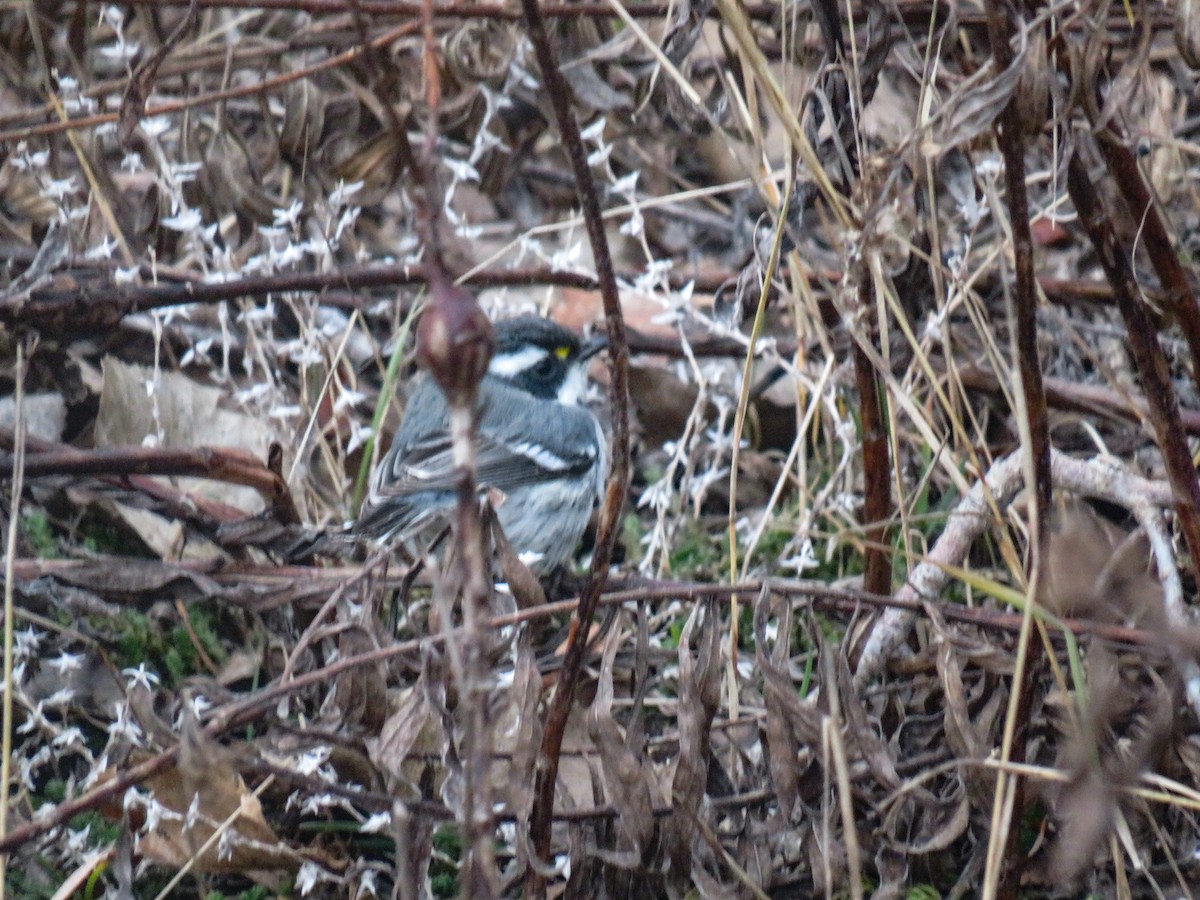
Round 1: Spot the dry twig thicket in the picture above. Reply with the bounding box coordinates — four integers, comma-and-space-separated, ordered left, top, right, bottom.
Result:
4, 0, 1200, 896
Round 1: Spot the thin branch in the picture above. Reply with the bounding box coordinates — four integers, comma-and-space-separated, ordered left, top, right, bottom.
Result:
982, 3, 1049, 895
1091, 126, 1200, 404
517, 0, 631, 887
1065, 152, 1200, 579
0, 340, 28, 899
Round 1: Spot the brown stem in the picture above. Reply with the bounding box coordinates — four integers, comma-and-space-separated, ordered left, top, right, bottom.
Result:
1066, 153, 1200, 585
983, 1, 1049, 894
1, 253, 1149, 335
1090, 130, 1200, 403
0, 443, 298, 521
852, 281, 891, 600
517, 0, 631, 891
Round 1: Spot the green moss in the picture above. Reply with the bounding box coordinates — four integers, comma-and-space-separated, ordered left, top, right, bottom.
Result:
430, 824, 463, 898
113, 603, 228, 687
668, 519, 728, 580
620, 513, 645, 568
207, 885, 271, 900
21, 510, 58, 558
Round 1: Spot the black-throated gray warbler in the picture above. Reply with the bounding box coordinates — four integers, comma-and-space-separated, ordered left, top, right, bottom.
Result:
357, 315, 607, 573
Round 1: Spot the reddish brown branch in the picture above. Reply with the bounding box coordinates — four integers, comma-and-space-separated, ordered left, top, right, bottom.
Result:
0, 443, 296, 515
1066, 153, 1200, 579
1091, 128, 1200, 403
984, 2, 1049, 894
852, 284, 892, 599
0, 252, 1149, 336
518, 0, 631, 888
950, 363, 1200, 435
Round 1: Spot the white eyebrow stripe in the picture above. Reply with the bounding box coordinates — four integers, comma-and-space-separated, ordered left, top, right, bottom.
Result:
489, 346, 548, 378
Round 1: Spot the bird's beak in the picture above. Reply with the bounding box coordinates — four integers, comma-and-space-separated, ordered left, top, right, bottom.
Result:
580, 331, 608, 362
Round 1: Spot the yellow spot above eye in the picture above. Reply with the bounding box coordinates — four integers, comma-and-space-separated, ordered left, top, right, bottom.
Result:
555, 346, 570, 359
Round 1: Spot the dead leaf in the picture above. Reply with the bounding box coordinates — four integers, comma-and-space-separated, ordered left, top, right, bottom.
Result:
335, 625, 388, 733
664, 596, 720, 888
365, 682, 441, 801
139, 720, 301, 875
94, 357, 274, 555
586, 613, 657, 868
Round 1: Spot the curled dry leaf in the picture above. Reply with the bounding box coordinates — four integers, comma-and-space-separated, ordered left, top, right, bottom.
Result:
1012, 23, 1051, 136
664, 596, 720, 886
1179, 0, 1200, 68
139, 719, 302, 876
487, 499, 545, 609
918, 32, 1026, 157
753, 588, 822, 821
334, 624, 388, 733
586, 614, 657, 868
279, 78, 327, 165
498, 622, 543, 837
199, 128, 280, 226
365, 681, 441, 800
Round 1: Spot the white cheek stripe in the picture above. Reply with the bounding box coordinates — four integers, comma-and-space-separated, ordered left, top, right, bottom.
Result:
489, 346, 547, 378
557, 365, 587, 406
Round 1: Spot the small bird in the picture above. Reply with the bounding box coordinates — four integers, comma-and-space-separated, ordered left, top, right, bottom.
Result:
357, 315, 607, 574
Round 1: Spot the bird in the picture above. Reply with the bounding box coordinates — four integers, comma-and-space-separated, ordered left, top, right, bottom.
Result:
357, 315, 607, 574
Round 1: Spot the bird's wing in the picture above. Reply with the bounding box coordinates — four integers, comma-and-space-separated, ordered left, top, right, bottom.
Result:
374, 422, 598, 497
371, 380, 599, 499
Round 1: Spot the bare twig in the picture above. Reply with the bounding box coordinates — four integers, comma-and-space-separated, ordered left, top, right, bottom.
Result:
1066, 152, 1200, 578
982, 3, 1050, 895
0, 340, 29, 899
1089, 91, 1200, 405
518, 0, 632, 883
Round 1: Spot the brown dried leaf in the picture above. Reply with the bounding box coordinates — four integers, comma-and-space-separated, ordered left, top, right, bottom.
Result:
936, 640, 981, 760
754, 587, 822, 820
920, 34, 1026, 157
96, 357, 273, 514
664, 596, 720, 885
199, 128, 279, 225
365, 682, 440, 799
1013, 24, 1051, 135
141, 720, 300, 875
833, 646, 899, 791
279, 78, 326, 164
118, 0, 197, 147
334, 624, 387, 733
586, 614, 656, 866
487, 499, 545, 609
500, 623, 544, 868
904, 786, 970, 855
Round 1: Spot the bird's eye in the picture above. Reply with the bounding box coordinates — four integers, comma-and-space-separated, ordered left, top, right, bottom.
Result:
532, 355, 557, 378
